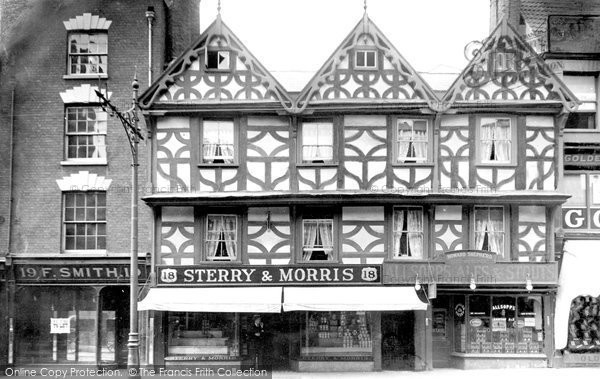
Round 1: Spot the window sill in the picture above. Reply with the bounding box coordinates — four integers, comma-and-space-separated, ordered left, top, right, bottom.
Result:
198, 260, 243, 265
197, 164, 239, 168
62, 250, 108, 255
297, 163, 339, 168
476, 162, 518, 168
450, 352, 546, 359
63, 74, 108, 80
61, 159, 107, 166
391, 162, 434, 168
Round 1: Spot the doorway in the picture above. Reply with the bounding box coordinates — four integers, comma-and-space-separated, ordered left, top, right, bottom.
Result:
100, 286, 130, 366
381, 311, 415, 370
257, 313, 292, 370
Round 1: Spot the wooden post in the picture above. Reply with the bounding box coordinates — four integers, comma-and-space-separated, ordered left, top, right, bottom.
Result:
372, 312, 382, 371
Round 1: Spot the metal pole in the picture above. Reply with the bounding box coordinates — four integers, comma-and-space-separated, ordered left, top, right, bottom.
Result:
127, 79, 140, 378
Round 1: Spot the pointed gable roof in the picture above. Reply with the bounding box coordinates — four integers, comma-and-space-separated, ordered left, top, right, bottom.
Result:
442, 19, 579, 112
292, 14, 439, 112
139, 16, 293, 109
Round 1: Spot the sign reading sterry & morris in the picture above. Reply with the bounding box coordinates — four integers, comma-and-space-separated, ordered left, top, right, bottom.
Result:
156, 265, 381, 286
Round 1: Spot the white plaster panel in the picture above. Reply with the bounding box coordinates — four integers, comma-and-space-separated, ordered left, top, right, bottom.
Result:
519, 206, 545, 223
435, 206, 462, 220
248, 207, 289, 222
441, 115, 469, 127
271, 258, 291, 265
343, 207, 384, 221
342, 258, 361, 264
162, 207, 194, 222
177, 164, 190, 188
526, 161, 539, 188
368, 162, 386, 181
457, 162, 469, 184
249, 259, 267, 265
526, 116, 554, 127
156, 117, 190, 130
366, 258, 385, 264
344, 115, 387, 127
247, 117, 289, 127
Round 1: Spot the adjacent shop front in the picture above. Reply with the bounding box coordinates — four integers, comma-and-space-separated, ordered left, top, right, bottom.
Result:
7, 259, 148, 368
384, 252, 559, 369
139, 264, 429, 372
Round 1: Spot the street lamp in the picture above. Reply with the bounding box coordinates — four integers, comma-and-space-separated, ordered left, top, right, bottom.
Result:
95, 77, 143, 378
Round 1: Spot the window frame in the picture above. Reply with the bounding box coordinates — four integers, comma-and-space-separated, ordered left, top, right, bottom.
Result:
62, 191, 107, 253
391, 206, 426, 260
297, 119, 337, 165
66, 31, 108, 77
203, 214, 240, 262
204, 49, 233, 71
471, 206, 508, 259
198, 119, 238, 166
562, 171, 600, 232
354, 49, 378, 70
476, 115, 517, 166
297, 209, 339, 263
64, 105, 108, 164
393, 117, 432, 164
562, 73, 598, 131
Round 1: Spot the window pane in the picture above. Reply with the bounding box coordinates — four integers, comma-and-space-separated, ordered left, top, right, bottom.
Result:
302, 122, 333, 162
366, 51, 375, 67
356, 51, 365, 67
565, 112, 596, 129
564, 175, 586, 206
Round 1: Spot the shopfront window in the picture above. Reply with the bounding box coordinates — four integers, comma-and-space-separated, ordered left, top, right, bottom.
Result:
456, 295, 544, 354
300, 311, 373, 358
167, 313, 240, 358
567, 295, 600, 352
15, 287, 97, 364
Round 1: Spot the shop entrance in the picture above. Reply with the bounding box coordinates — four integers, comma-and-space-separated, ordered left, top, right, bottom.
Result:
258, 313, 293, 370
381, 311, 415, 370
100, 287, 130, 366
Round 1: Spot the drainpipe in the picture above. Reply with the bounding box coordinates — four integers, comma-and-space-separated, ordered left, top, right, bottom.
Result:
145, 6, 155, 87
8, 88, 14, 256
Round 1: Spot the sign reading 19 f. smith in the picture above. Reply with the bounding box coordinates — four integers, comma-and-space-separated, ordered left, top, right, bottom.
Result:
157, 265, 381, 286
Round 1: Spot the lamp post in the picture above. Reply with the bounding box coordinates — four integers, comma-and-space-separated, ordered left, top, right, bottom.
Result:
95, 77, 143, 378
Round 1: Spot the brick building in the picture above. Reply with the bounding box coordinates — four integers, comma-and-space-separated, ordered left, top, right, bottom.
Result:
0, 0, 200, 368
490, 0, 600, 367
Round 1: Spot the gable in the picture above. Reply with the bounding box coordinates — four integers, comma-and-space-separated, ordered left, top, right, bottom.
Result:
442, 20, 579, 112
293, 15, 439, 112
139, 17, 292, 109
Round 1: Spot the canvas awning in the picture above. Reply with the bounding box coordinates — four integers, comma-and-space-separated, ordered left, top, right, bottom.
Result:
555, 240, 600, 349
138, 286, 282, 313
282, 286, 428, 312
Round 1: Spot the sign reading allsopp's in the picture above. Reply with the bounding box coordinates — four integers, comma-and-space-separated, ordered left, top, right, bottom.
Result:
157, 265, 381, 286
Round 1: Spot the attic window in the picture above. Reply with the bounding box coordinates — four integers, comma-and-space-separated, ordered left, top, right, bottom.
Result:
492, 52, 516, 74
355, 50, 377, 69
206, 50, 230, 70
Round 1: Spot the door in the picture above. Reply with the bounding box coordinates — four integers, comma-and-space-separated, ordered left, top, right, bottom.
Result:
381, 312, 415, 370
258, 314, 292, 370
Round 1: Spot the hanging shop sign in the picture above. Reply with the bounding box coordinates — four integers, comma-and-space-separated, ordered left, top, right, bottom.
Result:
383, 262, 558, 285
564, 153, 600, 167
443, 250, 497, 263
548, 15, 600, 55
156, 265, 381, 286
14, 263, 149, 283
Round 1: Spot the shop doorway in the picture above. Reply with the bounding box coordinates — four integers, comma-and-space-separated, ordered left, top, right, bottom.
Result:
381, 311, 415, 370
100, 287, 130, 367
257, 313, 293, 370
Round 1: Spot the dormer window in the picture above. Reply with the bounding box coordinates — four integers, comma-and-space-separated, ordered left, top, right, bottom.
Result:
355, 50, 377, 69
206, 50, 230, 70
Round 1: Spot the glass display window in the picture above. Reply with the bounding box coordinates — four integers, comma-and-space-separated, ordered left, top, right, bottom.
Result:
300, 311, 373, 358
567, 295, 600, 352
167, 313, 240, 358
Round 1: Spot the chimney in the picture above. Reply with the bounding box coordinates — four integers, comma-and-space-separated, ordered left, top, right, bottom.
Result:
165, 0, 200, 61
490, 0, 521, 30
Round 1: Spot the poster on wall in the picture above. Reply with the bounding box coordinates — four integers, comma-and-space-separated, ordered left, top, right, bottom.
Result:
432, 309, 446, 337
548, 15, 600, 54
492, 318, 507, 332
50, 318, 70, 334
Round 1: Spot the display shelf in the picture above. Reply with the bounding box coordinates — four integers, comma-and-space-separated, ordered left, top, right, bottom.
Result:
301, 346, 372, 355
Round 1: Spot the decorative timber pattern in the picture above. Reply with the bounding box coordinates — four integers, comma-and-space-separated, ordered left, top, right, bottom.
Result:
247, 208, 292, 265
293, 15, 439, 112
198, 168, 242, 192
439, 116, 470, 189
517, 206, 546, 262
442, 19, 578, 112
341, 207, 386, 264
138, 16, 292, 109
246, 117, 291, 191
525, 116, 555, 190
343, 115, 387, 190
297, 168, 338, 191
160, 207, 196, 265
155, 117, 192, 191
433, 206, 464, 257
392, 167, 433, 190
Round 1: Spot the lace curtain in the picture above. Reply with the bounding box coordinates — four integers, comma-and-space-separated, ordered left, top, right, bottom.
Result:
393, 209, 423, 258
397, 120, 427, 162
203, 121, 234, 163
302, 220, 333, 261
475, 208, 504, 256
481, 120, 510, 162
302, 123, 333, 161
206, 216, 237, 260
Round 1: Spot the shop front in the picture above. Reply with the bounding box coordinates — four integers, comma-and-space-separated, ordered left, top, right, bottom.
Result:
555, 240, 600, 367
139, 265, 429, 372
384, 255, 559, 369
7, 260, 148, 368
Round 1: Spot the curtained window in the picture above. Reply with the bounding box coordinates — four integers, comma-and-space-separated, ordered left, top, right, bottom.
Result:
393, 207, 424, 258
474, 207, 505, 256
302, 219, 334, 261
205, 215, 237, 261
202, 121, 234, 163
302, 122, 333, 163
396, 119, 428, 163
480, 118, 511, 163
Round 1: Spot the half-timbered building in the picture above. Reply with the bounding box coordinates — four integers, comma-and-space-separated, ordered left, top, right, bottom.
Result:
137, 10, 577, 371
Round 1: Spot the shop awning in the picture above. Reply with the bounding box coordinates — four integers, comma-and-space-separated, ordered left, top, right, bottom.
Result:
138, 286, 282, 313
283, 286, 427, 312
555, 240, 600, 349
